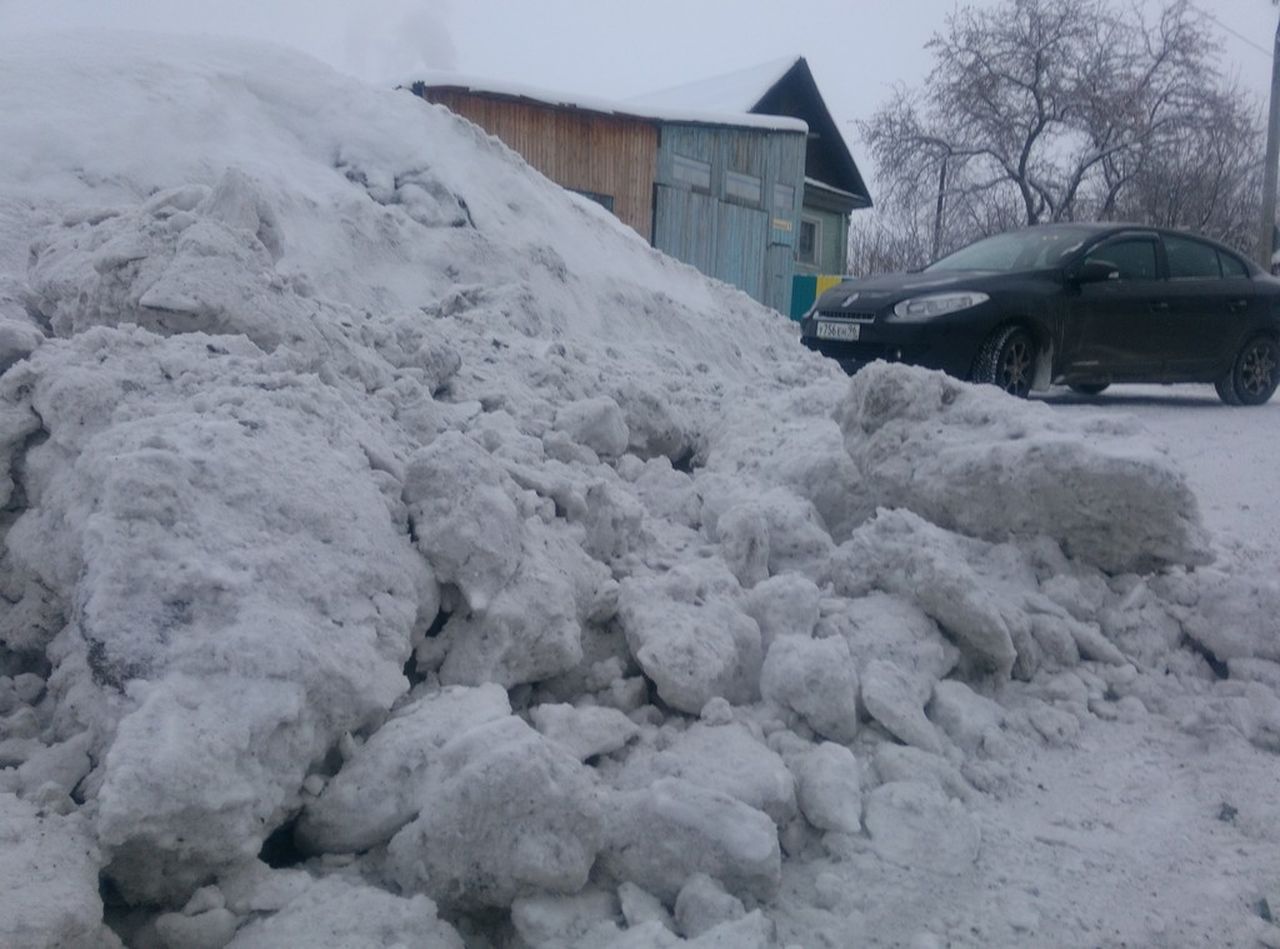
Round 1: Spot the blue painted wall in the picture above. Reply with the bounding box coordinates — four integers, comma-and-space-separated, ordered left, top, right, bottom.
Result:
653, 123, 806, 313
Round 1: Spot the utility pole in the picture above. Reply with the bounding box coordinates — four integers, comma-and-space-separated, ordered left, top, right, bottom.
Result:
1260, 4, 1280, 270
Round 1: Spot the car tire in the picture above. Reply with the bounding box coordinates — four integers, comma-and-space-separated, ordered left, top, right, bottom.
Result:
1214, 372, 1242, 406
973, 325, 1034, 398
1222, 334, 1280, 406
1068, 383, 1109, 396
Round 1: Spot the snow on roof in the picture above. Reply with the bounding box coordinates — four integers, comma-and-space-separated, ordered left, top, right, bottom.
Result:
404, 68, 808, 134
627, 55, 801, 113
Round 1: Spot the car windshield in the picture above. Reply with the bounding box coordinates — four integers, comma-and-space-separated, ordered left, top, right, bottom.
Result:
925, 227, 1094, 273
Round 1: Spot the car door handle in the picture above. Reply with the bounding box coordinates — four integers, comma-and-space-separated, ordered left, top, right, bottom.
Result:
1229, 299, 1249, 313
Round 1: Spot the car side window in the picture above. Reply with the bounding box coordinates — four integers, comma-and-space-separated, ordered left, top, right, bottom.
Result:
1219, 251, 1248, 279
1164, 235, 1222, 279
1084, 239, 1158, 280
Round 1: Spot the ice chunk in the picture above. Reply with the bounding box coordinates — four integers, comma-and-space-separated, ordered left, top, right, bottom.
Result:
837, 363, 1211, 574
384, 716, 602, 909
600, 777, 781, 903
529, 702, 640, 760
297, 684, 510, 854
554, 396, 629, 458
615, 721, 796, 825
860, 659, 943, 755
618, 571, 762, 714
793, 742, 863, 834
675, 873, 745, 938
759, 635, 859, 744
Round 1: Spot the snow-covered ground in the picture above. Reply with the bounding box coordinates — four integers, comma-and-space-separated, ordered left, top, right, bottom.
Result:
1, 32, 1278, 949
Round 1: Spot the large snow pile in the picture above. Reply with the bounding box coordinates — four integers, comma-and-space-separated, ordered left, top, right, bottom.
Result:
2, 32, 1278, 949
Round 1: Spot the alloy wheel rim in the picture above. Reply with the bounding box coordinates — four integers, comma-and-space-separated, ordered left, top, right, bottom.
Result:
1240, 342, 1277, 397
1000, 340, 1031, 395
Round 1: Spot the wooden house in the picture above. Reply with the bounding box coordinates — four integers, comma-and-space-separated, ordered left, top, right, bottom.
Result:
411, 76, 807, 313
632, 57, 873, 315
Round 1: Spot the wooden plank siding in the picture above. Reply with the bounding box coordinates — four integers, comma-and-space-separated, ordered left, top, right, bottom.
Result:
421, 90, 657, 239
654, 124, 806, 312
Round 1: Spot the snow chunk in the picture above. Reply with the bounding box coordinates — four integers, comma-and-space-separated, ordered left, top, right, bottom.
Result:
554, 396, 629, 458
860, 659, 943, 754
675, 873, 746, 938
297, 684, 510, 854
530, 702, 640, 760
600, 777, 781, 903
793, 742, 863, 834
225, 874, 462, 948
404, 431, 521, 613
511, 890, 621, 949
384, 716, 602, 909
929, 680, 1005, 754
618, 565, 762, 714
0, 792, 119, 949
864, 780, 981, 874
742, 573, 820, 649
616, 721, 797, 825
759, 635, 859, 743
837, 363, 1212, 574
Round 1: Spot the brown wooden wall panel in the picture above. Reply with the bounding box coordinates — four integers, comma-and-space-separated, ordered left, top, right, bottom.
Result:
422, 91, 657, 239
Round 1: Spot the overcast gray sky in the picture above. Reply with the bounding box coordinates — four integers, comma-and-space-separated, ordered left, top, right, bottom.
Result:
2, 0, 1275, 185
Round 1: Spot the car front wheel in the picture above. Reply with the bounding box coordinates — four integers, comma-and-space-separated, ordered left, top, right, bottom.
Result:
1069, 383, 1109, 396
1218, 335, 1279, 406
973, 326, 1034, 398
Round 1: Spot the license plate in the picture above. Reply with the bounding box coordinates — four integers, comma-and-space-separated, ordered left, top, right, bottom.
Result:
815, 320, 860, 341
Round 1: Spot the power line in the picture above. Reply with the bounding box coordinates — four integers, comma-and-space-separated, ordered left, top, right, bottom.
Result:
1194, 4, 1273, 59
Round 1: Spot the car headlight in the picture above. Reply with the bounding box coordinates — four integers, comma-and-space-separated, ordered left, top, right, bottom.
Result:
892, 291, 989, 320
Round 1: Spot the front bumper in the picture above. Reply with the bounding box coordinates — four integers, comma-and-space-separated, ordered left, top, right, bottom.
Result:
799, 315, 985, 380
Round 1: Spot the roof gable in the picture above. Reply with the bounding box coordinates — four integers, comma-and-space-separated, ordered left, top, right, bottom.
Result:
633, 57, 871, 209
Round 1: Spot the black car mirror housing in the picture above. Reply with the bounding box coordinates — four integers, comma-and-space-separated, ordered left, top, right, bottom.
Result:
1073, 259, 1120, 284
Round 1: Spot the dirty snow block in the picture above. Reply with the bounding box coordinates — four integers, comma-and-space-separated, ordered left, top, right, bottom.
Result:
837, 363, 1211, 574
613, 379, 692, 463
600, 777, 781, 903
510, 890, 621, 949
760, 635, 859, 743
297, 684, 511, 854
615, 722, 796, 825
864, 780, 980, 875
404, 431, 522, 612
225, 874, 462, 948
793, 742, 863, 834
385, 716, 602, 908
554, 396, 630, 458
618, 576, 762, 714
0, 793, 120, 949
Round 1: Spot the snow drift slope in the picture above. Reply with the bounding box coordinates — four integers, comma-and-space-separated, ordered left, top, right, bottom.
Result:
1, 31, 1278, 949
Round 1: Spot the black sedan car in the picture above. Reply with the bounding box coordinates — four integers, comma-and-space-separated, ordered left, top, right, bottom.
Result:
800, 223, 1280, 405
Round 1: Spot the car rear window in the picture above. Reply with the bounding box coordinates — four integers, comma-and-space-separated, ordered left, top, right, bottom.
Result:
1165, 235, 1221, 279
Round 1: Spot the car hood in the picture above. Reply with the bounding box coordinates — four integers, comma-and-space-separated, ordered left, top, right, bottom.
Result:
813, 270, 1023, 312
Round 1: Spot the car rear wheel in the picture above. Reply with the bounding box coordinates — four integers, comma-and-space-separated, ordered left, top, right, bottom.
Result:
973, 326, 1034, 398
1068, 383, 1109, 396
1218, 335, 1279, 406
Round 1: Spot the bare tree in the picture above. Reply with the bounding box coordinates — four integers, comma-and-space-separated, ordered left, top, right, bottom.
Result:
854, 0, 1261, 274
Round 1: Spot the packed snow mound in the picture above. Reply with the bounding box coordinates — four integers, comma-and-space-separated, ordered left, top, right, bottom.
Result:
0, 30, 1275, 949
837, 362, 1213, 574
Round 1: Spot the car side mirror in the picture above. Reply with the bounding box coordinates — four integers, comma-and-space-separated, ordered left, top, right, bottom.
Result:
1074, 259, 1120, 284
